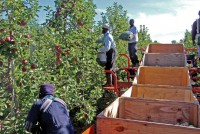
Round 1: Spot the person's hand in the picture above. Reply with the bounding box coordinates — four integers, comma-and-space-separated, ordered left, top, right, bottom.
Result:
192, 40, 196, 46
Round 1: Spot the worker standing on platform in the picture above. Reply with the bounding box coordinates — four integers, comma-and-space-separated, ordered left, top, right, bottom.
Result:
98, 23, 117, 87
192, 10, 200, 60
128, 19, 139, 67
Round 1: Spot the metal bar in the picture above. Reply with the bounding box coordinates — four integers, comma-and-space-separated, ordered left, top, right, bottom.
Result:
119, 54, 131, 68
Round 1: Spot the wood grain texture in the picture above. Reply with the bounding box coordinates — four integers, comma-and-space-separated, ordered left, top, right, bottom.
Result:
137, 66, 190, 86
146, 43, 185, 53
142, 53, 186, 67
131, 84, 197, 102
97, 117, 200, 134
118, 97, 198, 127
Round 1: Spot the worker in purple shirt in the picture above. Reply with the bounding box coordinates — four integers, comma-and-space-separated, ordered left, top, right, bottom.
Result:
25, 84, 74, 134
128, 19, 139, 67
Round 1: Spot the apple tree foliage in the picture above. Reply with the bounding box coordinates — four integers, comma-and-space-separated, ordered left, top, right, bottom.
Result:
0, 0, 103, 133
0, 0, 176, 133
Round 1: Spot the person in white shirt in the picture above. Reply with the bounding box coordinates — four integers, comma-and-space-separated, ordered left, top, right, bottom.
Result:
98, 23, 117, 86
128, 19, 139, 67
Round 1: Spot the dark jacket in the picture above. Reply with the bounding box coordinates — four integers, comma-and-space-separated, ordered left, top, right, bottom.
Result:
25, 96, 74, 134
192, 18, 200, 41
25, 84, 74, 134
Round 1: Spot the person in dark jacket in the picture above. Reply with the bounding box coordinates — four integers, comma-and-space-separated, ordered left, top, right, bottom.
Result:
98, 23, 117, 86
192, 10, 200, 60
25, 84, 74, 134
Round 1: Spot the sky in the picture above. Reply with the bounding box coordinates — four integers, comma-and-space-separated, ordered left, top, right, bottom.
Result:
38, 0, 200, 43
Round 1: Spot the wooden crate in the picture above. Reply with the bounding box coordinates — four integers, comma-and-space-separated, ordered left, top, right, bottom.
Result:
97, 97, 200, 134
145, 43, 185, 53
122, 86, 198, 103
135, 66, 191, 86
141, 53, 186, 67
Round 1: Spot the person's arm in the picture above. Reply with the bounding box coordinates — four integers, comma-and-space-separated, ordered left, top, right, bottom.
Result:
25, 102, 41, 133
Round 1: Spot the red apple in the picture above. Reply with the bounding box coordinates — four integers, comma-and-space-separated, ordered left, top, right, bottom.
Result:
19, 20, 27, 26
31, 64, 36, 69
54, 45, 60, 51
22, 21, 27, 26
56, 52, 61, 57
22, 66, 27, 72
5, 36, 11, 42
22, 59, 28, 65
78, 20, 84, 26
24, 34, 30, 39
56, 57, 62, 64
0, 38, 5, 45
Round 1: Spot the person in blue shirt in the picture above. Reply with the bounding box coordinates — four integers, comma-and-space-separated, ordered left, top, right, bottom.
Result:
128, 19, 139, 67
25, 84, 74, 134
98, 23, 117, 86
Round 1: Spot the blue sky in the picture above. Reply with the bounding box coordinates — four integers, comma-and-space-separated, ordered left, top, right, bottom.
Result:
38, 0, 200, 43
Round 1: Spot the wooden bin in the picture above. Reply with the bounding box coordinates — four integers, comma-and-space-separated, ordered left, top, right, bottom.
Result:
122, 86, 198, 103
145, 43, 185, 53
97, 97, 200, 134
134, 66, 191, 87
141, 53, 186, 67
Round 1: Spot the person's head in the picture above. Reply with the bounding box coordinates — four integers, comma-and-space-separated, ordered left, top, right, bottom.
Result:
39, 83, 54, 98
102, 23, 109, 34
129, 19, 134, 26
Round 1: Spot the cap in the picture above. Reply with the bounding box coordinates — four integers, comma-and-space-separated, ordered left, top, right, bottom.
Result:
102, 23, 109, 29
39, 83, 54, 98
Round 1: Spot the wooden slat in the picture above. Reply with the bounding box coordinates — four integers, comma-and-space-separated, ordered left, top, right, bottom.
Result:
138, 66, 190, 86
131, 84, 196, 102
142, 53, 186, 67
146, 43, 185, 53
98, 98, 120, 118
118, 97, 198, 126
97, 117, 200, 134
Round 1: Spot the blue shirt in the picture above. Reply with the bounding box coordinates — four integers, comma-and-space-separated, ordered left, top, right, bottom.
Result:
98, 32, 116, 52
